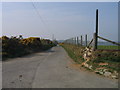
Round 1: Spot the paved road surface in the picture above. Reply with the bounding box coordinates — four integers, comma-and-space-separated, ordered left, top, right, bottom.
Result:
2, 46, 118, 88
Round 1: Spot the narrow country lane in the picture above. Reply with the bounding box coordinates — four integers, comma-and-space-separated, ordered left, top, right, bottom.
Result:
2, 46, 118, 88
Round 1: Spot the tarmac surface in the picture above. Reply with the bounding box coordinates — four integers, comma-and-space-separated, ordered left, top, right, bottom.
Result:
2, 46, 118, 88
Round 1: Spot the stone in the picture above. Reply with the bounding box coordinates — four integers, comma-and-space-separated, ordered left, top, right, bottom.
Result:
83, 53, 87, 60
114, 71, 118, 76
84, 63, 89, 68
103, 69, 108, 72
87, 52, 92, 57
111, 75, 117, 79
104, 72, 111, 77
88, 65, 92, 70
100, 71, 104, 75
90, 48, 93, 52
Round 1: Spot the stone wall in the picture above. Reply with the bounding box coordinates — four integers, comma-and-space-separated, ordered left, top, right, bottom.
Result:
82, 47, 118, 79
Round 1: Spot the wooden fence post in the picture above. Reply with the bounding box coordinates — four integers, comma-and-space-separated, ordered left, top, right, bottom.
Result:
81, 35, 83, 46
95, 9, 99, 50
85, 34, 87, 47
77, 37, 79, 46
76, 37, 77, 45
72, 38, 74, 44
93, 33, 97, 50
74, 37, 76, 45
96, 9, 98, 36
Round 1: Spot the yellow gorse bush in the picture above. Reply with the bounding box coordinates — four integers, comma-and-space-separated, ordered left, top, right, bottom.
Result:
2, 36, 56, 60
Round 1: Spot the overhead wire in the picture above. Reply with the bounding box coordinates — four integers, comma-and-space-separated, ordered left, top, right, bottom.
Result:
31, 1, 55, 40
31, 2, 46, 25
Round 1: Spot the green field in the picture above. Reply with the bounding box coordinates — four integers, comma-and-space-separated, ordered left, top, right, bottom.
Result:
98, 45, 120, 50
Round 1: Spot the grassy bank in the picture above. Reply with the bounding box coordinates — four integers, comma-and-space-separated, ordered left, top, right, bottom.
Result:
88, 50, 120, 72
60, 43, 85, 64
60, 43, 120, 78
1, 36, 56, 60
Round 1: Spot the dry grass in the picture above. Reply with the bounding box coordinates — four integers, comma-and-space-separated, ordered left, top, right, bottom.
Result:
60, 43, 85, 64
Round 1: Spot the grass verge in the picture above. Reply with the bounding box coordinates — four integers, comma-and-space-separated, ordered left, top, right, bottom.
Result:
60, 43, 120, 77
60, 44, 85, 64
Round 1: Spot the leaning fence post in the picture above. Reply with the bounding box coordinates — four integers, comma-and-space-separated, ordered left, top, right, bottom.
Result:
85, 34, 87, 47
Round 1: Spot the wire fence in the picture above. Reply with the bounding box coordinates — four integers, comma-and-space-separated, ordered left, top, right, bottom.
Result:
64, 9, 120, 50
64, 34, 120, 50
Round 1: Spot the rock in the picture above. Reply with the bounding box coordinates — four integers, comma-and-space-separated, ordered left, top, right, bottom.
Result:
85, 47, 89, 51
83, 53, 87, 60
83, 53, 87, 58
88, 65, 92, 70
114, 71, 117, 73
90, 48, 93, 52
103, 69, 108, 72
114, 71, 118, 76
104, 72, 111, 77
84, 63, 89, 68
99, 71, 104, 75
87, 52, 92, 57
111, 75, 117, 79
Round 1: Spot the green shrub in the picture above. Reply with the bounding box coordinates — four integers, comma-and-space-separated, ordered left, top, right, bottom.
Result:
41, 39, 56, 50
2, 36, 55, 60
2, 36, 28, 59
20, 37, 42, 51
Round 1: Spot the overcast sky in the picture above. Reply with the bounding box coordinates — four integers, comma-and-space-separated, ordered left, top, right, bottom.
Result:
1, 2, 118, 41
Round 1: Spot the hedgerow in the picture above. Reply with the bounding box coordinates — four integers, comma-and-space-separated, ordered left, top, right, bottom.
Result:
1, 35, 56, 60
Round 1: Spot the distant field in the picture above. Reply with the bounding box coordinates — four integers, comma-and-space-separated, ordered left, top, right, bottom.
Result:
98, 45, 120, 50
